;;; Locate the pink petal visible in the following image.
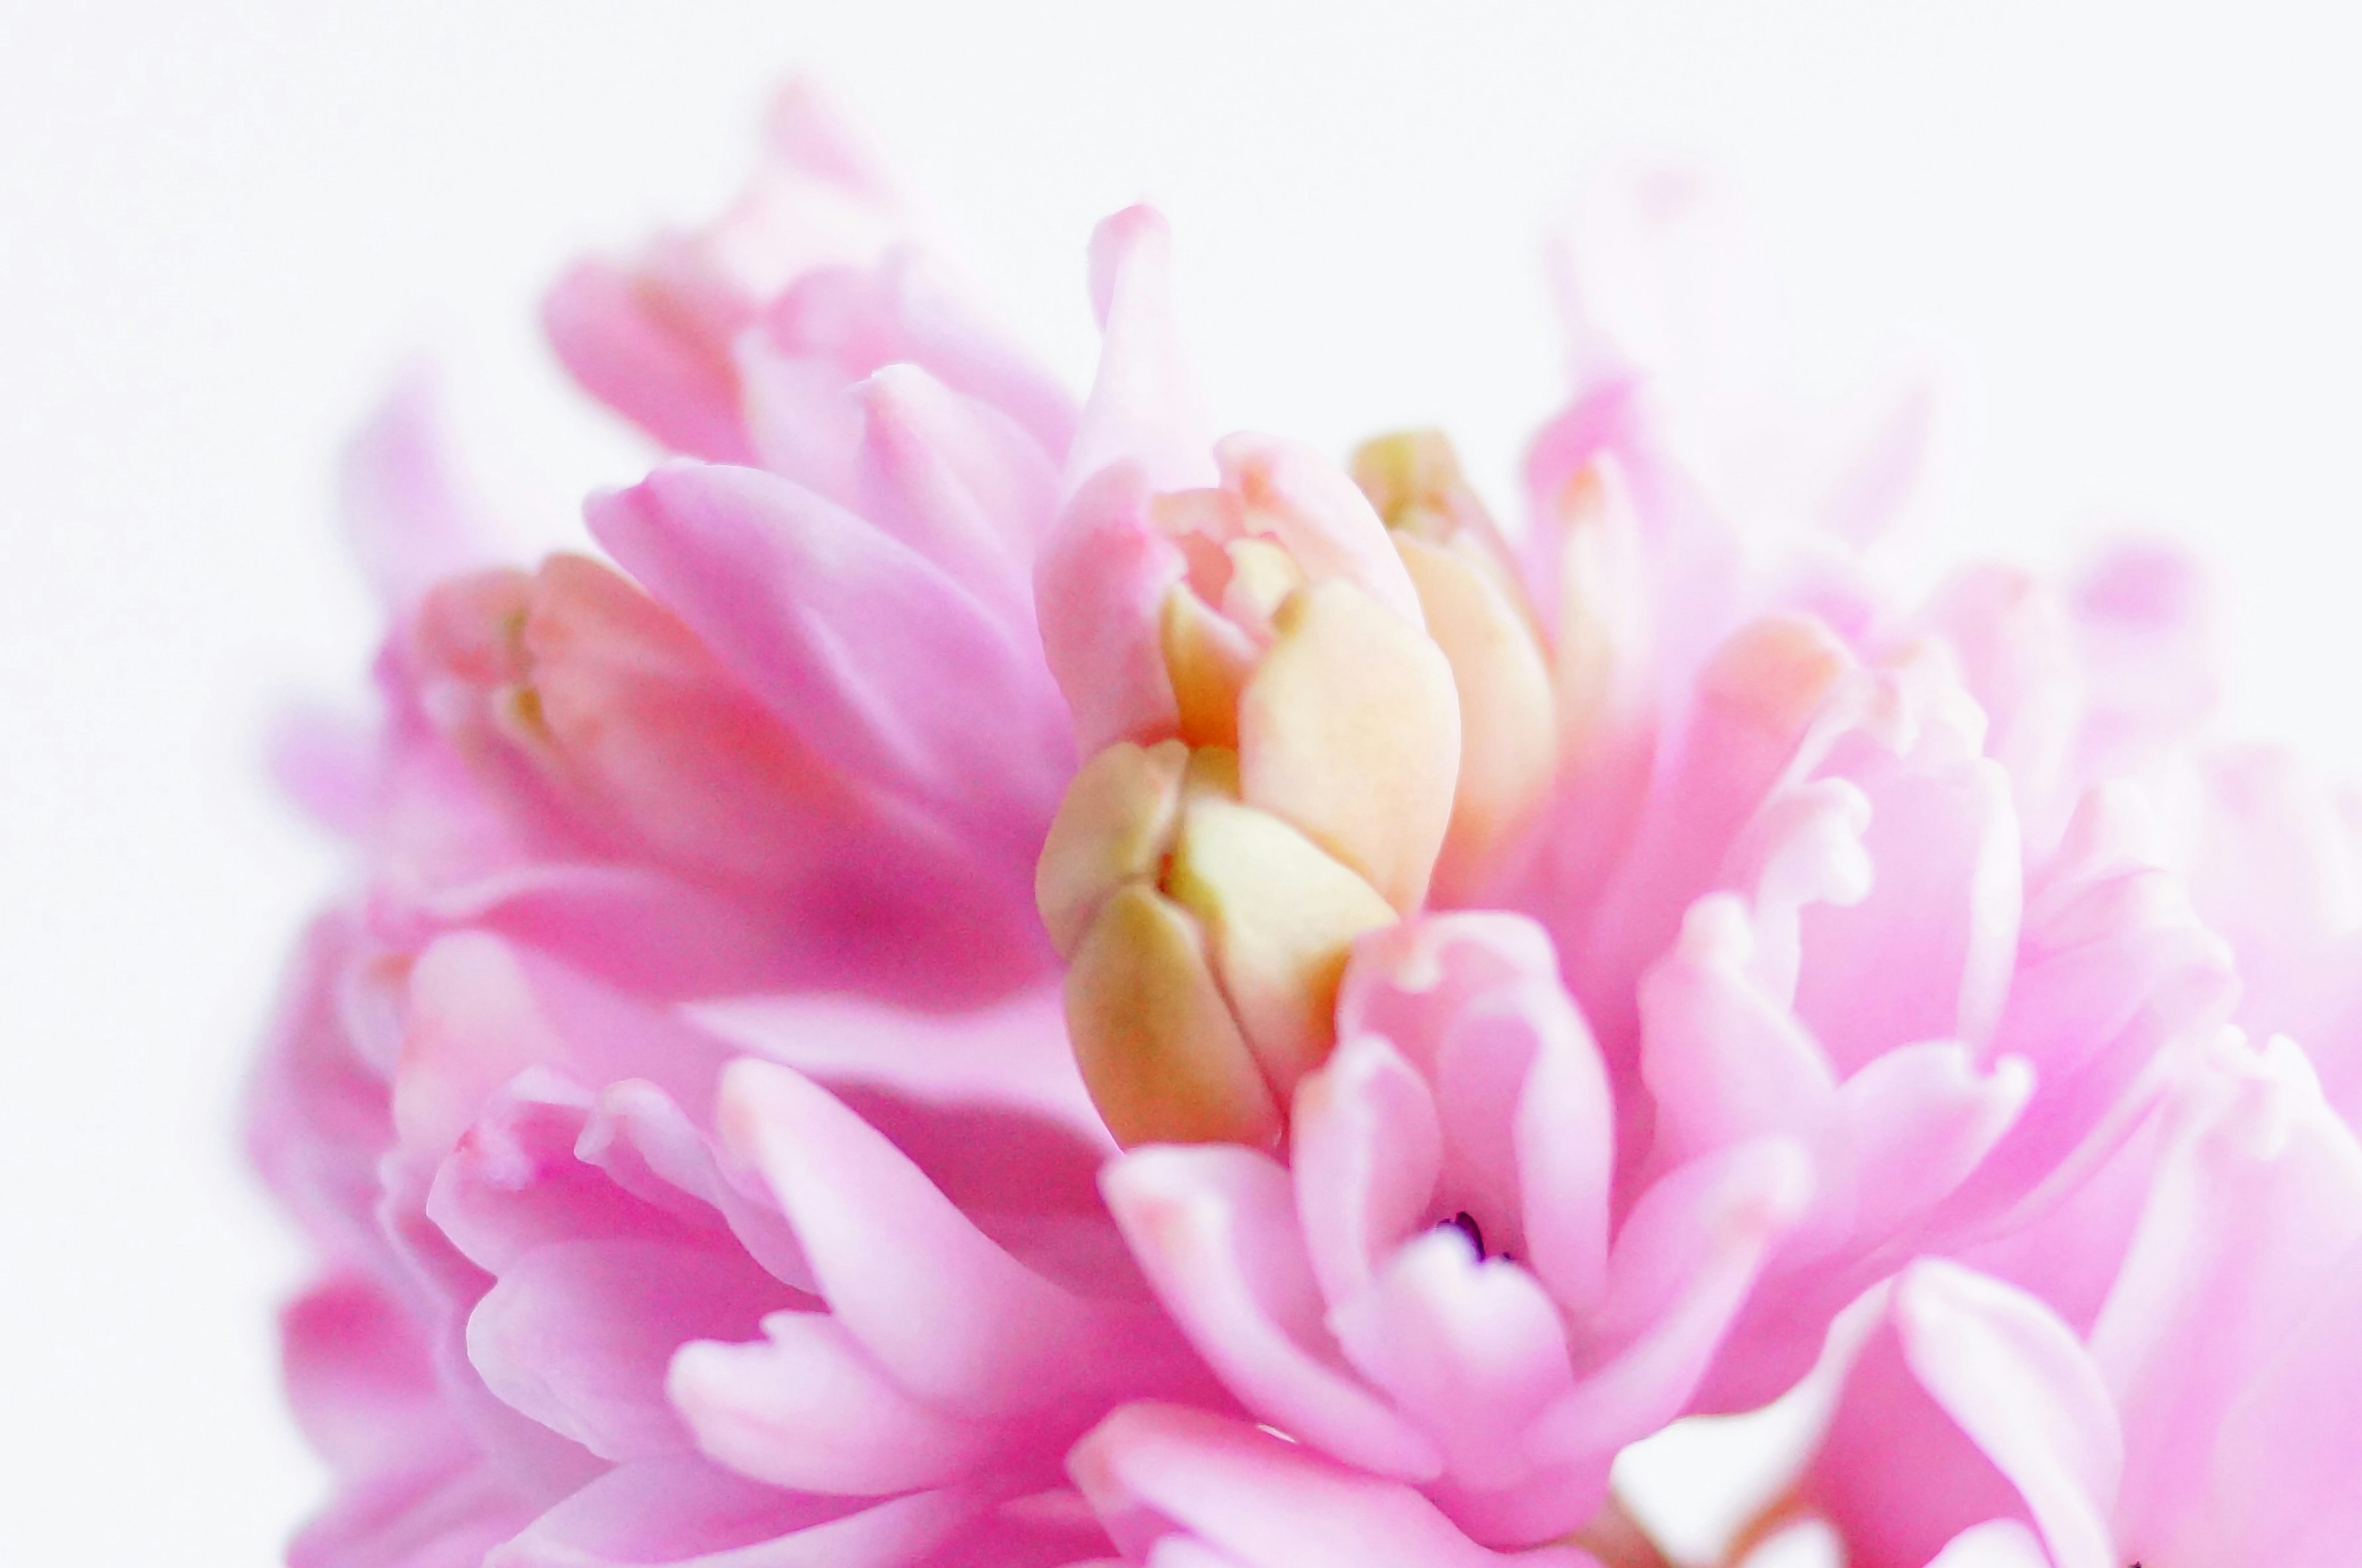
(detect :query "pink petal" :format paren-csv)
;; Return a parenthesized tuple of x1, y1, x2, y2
(1530, 1139, 1809, 1463)
(1067, 205, 1214, 495)
(1033, 463, 1187, 753)
(542, 255, 757, 463)
(487, 1452, 982, 1568)
(1926, 1521, 2054, 1568)
(1804, 1299, 2034, 1568)
(1337, 915, 1615, 1312)
(846, 363, 1058, 618)
(717, 1060, 1104, 1419)
(1101, 1145, 1442, 1480)
(1327, 1234, 1586, 1535)
(1070, 1403, 1596, 1568)
(1637, 896, 1837, 1168)
(466, 1237, 790, 1462)
(2192, 1237, 2362, 1562)
(1894, 1262, 2121, 1568)
(669, 1310, 1003, 1495)
(2088, 1038, 2362, 1555)
(1290, 1033, 1445, 1308)
(1793, 755, 2022, 1077)
(757, 253, 1077, 463)
(589, 460, 1073, 859)
(1838, 1044, 2033, 1247)
(340, 370, 509, 608)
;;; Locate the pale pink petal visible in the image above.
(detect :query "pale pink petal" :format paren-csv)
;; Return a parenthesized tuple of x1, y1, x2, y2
(2088, 1038, 2362, 1555)
(1327, 1233, 1584, 1529)
(846, 363, 1059, 617)
(1895, 1262, 2120, 1568)
(1338, 915, 1616, 1313)
(1637, 896, 1837, 1168)
(757, 253, 1077, 462)
(669, 1310, 1003, 1495)
(1067, 205, 1214, 495)
(1289, 1033, 1445, 1308)
(1101, 1144, 1442, 1480)
(294, 1451, 534, 1568)
(1793, 757, 2021, 1075)
(2190, 1238, 2362, 1563)
(542, 255, 758, 463)
(1033, 463, 1186, 752)
(1925, 1521, 2054, 1568)
(1530, 1139, 1810, 1462)
(339, 370, 511, 608)
(1837, 1043, 2033, 1246)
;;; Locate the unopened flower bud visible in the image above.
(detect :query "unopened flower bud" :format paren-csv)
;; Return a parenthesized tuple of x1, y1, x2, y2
(1038, 739, 1396, 1147)
(1352, 430, 1559, 899)
(411, 553, 862, 888)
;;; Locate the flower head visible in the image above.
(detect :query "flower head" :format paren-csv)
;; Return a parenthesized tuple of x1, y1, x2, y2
(250, 87, 2359, 1568)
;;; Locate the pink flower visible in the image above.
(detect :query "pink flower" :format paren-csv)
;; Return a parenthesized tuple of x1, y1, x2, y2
(1789, 1034, 2362, 1567)
(250, 84, 2344, 1568)
(1099, 912, 1809, 1545)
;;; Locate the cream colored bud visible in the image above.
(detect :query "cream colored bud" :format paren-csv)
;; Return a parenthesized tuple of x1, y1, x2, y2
(1165, 790, 1398, 1100)
(1064, 883, 1284, 1149)
(1035, 739, 1191, 957)
(1394, 533, 1559, 897)
(1237, 579, 1461, 913)
(1350, 428, 1490, 544)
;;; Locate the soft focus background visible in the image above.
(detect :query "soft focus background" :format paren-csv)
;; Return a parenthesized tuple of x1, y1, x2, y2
(6, 3, 2361, 1562)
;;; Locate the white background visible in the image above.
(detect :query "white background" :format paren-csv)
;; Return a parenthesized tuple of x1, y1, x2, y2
(6, 3, 2362, 1563)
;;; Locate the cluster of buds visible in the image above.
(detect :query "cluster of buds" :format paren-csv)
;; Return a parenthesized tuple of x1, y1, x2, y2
(1036, 433, 1577, 1147)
